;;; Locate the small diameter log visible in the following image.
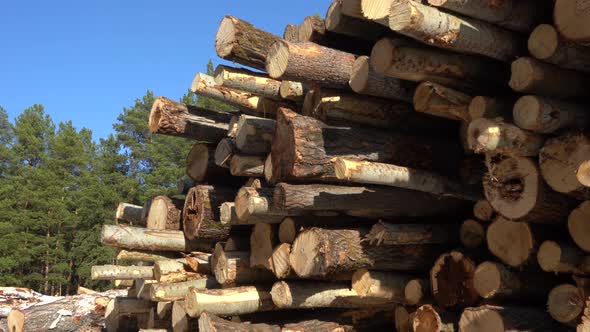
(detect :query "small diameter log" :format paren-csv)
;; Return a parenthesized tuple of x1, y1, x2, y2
(249, 223, 276, 270)
(91, 265, 154, 280)
(190, 74, 259, 112)
(279, 81, 307, 102)
(540, 133, 590, 200)
(509, 57, 590, 99)
(212, 244, 274, 286)
(325, 0, 390, 42)
(101, 224, 212, 252)
(371, 39, 510, 92)
(214, 65, 282, 100)
(468, 96, 513, 121)
(186, 143, 230, 182)
(153, 260, 198, 283)
(388, 0, 523, 62)
(198, 312, 281, 332)
(413, 82, 472, 122)
(460, 219, 486, 249)
(116, 250, 177, 263)
(234, 115, 275, 155)
(430, 251, 479, 308)
(146, 196, 183, 231)
(366, 221, 458, 245)
(283, 23, 298, 41)
(266, 40, 356, 89)
(290, 227, 445, 278)
(215, 15, 282, 71)
(554, 0, 590, 43)
(483, 157, 577, 223)
(528, 24, 590, 73)
(230, 155, 265, 177)
(278, 217, 298, 244)
(116, 203, 145, 225)
(182, 185, 234, 242)
(426, 0, 539, 33)
(185, 286, 274, 317)
(352, 269, 414, 303)
(473, 199, 495, 222)
(214, 138, 235, 168)
(513, 95, 590, 134)
(467, 118, 544, 156)
(219, 201, 284, 226)
(235, 186, 291, 223)
(172, 301, 198, 332)
(349, 55, 416, 102)
(149, 278, 219, 302)
(273, 183, 467, 219)
(569, 202, 590, 253)
(548, 284, 585, 326)
(459, 305, 572, 332)
(412, 305, 459, 332)
(271, 281, 378, 309)
(7, 310, 24, 332)
(334, 158, 481, 202)
(405, 279, 432, 306)
(149, 96, 230, 143)
(298, 15, 373, 55)
(395, 306, 413, 332)
(271, 243, 292, 279)
(538, 241, 590, 274)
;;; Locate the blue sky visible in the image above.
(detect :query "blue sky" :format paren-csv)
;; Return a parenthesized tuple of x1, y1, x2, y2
(0, 1, 330, 140)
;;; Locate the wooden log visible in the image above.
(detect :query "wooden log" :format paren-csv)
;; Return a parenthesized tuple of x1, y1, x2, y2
(467, 118, 544, 156)
(249, 223, 276, 270)
(473, 199, 495, 222)
(101, 225, 212, 252)
(351, 269, 413, 303)
(279, 81, 307, 102)
(430, 251, 479, 308)
(270, 243, 292, 279)
(273, 183, 468, 219)
(388, 0, 524, 62)
(7, 310, 24, 332)
(468, 96, 513, 121)
(539, 133, 590, 199)
(298, 15, 373, 55)
(114, 279, 134, 288)
(219, 201, 284, 226)
(234, 115, 275, 155)
(548, 284, 585, 326)
(270, 281, 380, 309)
(325, 0, 390, 42)
(483, 157, 577, 223)
(116, 250, 178, 263)
(289, 227, 446, 278)
(509, 57, 590, 98)
(171, 301, 198, 332)
(185, 286, 275, 317)
(528, 24, 590, 73)
(116, 203, 145, 225)
(426, 0, 540, 33)
(114, 297, 153, 315)
(272, 108, 463, 182)
(141, 200, 152, 224)
(569, 201, 590, 253)
(395, 306, 413, 332)
(148, 96, 230, 143)
(538, 240, 590, 274)
(283, 23, 298, 41)
(334, 158, 481, 201)
(405, 279, 431, 306)
(186, 143, 231, 182)
(190, 74, 260, 112)
(212, 244, 274, 287)
(91, 265, 154, 280)
(214, 65, 282, 100)
(235, 186, 292, 222)
(135, 279, 158, 300)
(412, 304, 459, 332)
(198, 312, 281, 332)
(349, 55, 416, 102)
(153, 260, 199, 283)
(182, 185, 233, 242)
(214, 138, 235, 168)
(156, 301, 172, 320)
(460, 219, 486, 248)
(341, 0, 365, 18)
(360, 0, 394, 24)
(278, 217, 298, 244)
(413, 82, 472, 122)
(366, 221, 458, 245)
(149, 278, 219, 302)
(579, 161, 590, 188)
(372, 38, 510, 92)
(554, 0, 590, 43)
(266, 40, 356, 89)
(459, 305, 572, 331)
(230, 155, 265, 177)
(513, 95, 590, 134)
(146, 196, 183, 231)
(177, 177, 196, 195)
(215, 15, 282, 71)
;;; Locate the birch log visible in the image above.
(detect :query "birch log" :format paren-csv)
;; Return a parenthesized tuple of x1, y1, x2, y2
(185, 286, 275, 317)
(101, 225, 213, 252)
(91, 265, 154, 280)
(149, 278, 219, 302)
(270, 281, 383, 309)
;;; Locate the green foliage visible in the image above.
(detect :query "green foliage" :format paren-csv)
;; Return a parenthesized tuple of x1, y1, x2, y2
(196, 60, 237, 113)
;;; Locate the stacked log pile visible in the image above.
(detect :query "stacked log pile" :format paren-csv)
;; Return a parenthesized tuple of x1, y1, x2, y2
(91, 0, 590, 330)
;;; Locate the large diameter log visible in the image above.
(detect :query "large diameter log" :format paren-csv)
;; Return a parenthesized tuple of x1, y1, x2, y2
(266, 40, 356, 89)
(366, 221, 458, 245)
(513, 96, 590, 134)
(182, 185, 233, 242)
(569, 202, 590, 253)
(412, 305, 459, 332)
(405, 279, 432, 306)
(540, 133, 590, 200)
(271, 281, 381, 309)
(214, 65, 282, 100)
(146, 196, 183, 231)
(430, 251, 479, 308)
(116, 249, 178, 263)
(468, 96, 513, 122)
(190, 74, 260, 112)
(483, 157, 577, 223)
(149, 278, 219, 302)
(212, 244, 274, 286)
(528, 24, 590, 73)
(186, 144, 231, 183)
(148, 96, 230, 143)
(371, 38, 510, 92)
(234, 115, 275, 155)
(426, 0, 540, 33)
(388, 0, 524, 61)
(334, 158, 481, 202)
(185, 286, 275, 317)
(91, 265, 154, 280)
(101, 224, 213, 252)
(509, 57, 590, 99)
(116, 203, 145, 225)
(554, 0, 590, 43)
(171, 301, 198, 332)
(273, 183, 468, 219)
(215, 15, 282, 71)
(325, 0, 391, 42)
(298, 15, 373, 56)
(459, 305, 571, 332)
(413, 81, 472, 122)
(235, 186, 293, 222)
(467, 118, 544, 156)
(538, 241, 590, 274)
(7, 310, 24, 332)
(548, 284, 585, 326)
(352, 269, 413, 303)
(349, 55, 416, 102)
(289, 227, 446, 278)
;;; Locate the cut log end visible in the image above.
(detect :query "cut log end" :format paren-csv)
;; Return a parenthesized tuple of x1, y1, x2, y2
(388, 0, 414, 31)
(473, 261, 504, 299)
(148, 98, 165, 133)
(547, 284, 584, 324)
(487, 217, 534, 267)
(512, 95, 559, 133)
(271, 243, 292, 279)
(278, 217, 297, 244)
(569, 201, 590, 253)
(508, 58, 536, 92)
(289, 230, 321, 277)
(266, 40, 289, 79)
(577, 161, 590, 187)
(349, 55, 370, 93)
(460, 219, 485, 248)
(528, 24, 559, 60)
(554, 0, 590, 42)
(473, 199, 494, 222)
(369, 38, 394, 74)
(405, 279, 429, 306)
(215, 17, 236, 58)
(430, 251, 479, 307)
(8, 309, 25, 332)
(270, 281, 292, 308)
(361, 0, 394, 20)
(459, 307, 506, 332)
(186, 144, 209, 181)
(538, 241, 565, 273)
(412, 305, 443, 332)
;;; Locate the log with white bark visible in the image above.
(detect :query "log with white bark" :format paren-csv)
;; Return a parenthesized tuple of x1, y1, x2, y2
(190, 73, 260, 113)
(211, 244, 274, 287)
(153, 260, 200, 283)
(349, 55, 416, 102)
(459, 305, 572, 332)
(547, 284, 586, 326)
(279, 81, 307, 102)
(270, 281, 382, 309)
(148, 96, 230, 143)
(468, 96, 513, 121)
(186, 143, 231, 183)
(412, 304, 459, 332)
(554, 0, 590, 43)
(528, 24, 590, 73)
(325, 0, 391, 42)
(513, 95, 590, 134)
(430, 251, 479, 308)
(185, 286, 275, 317)
(388, 0, 524, 62)
(182, 185, 233, 242)
(149, 278, 219, 302)
(91, 265, 154, 280)
(538, 240, 590, 274)
(234, 115, 275, 155)
(116, 250, 178, 263)
(460, 219, 486, 249)
(405, 279, 431, 306)
(101, 224, 213, 252)
(215, 15, 282, 71)
(249, 223, 276, 270)
(214, 65, 282, 100)
(569, 201, 590, 253)
(413, 81, 473, 122)
(116, 203, 145, 225)
(467, 118, 545, 156)
(146, 196, 183, 231)
(297, 15, 373, 55)
(351, 269, 413, 303)
(234, 186, 293, 223)
(219, 201, 284, 226)
(366, 221, 459, 246)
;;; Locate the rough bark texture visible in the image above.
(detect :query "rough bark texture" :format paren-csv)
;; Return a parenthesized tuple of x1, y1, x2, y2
(146, 196, 184, 231)
(430, 251, 479, 308)
(149, 278, 219, 302)
(101, 224, 213, 252)
(212, 244, 275, 287)
(467, 118, 545, 157)
(182, 185, 234, 242)
(325, 0, 391, 42)
(116, 249, 179, 263)
(459, 305, 573, 332)
(186, 143, 232, 183)
(234, 115, 275, 155)
(214, 65, 282, 100)
(191, 74, 260, 113)
(116, 203, 145, 225)
(185, 286, 275, 317)
(528, 24, 590, 73)
(349, 55, 416, 102)
(91, 265, 154, 281)
(413, 81, 473, 122)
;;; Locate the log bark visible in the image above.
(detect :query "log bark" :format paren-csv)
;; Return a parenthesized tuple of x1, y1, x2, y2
(483, 157, 577, 223)
(270, 243, 292, 279)
(153, 260, 199, 283)
(388, 0, 524, 62)
(371, 38, 510, 92)
(459, 305, 572, 332)
(149, 278, 219, 302)
(468, 96, 513, 121)
(182, 185, 233, 242)
(349, 55, 416, 102)
(366, 221, 458, 245)
(91, 265, 154, 281)
(186, 143, 231, 183)
(250, 223, 276, 270)
(279, 81, 307, 102)
(351, 269, 413, 303)
(220, 201, 284, 226)
(473, 199, 495, 222)
(430, 251, 479, 308)
(235, 186, 293, 222)
(148, 96, 230, 143)
(116, 250, 179, 263)
(548, 284, 585, 326)
(569, 201, 590, 253)
(283, 24, 298, 41)
(116, 203, 145, 225)
(212, 244, 275, 287)
(460, 219, 486, 248)
(234, 115, 275, 155)
(198, 312, 281, 332)
(185, 286, 275, 317)
(214, 65, 282, 100)
(146, 196, 183, 231)
(539, 133, 590, 199)
(298, 15, 373, 55)
(266, 40, 356, 89)
(513, 95, 590, 134)
(405, 279, 432, 306)
(289, 227, 446, 278)
(528, 24, 590, 73)
(467, 118, 545, 156)
(215, 15, 282, 71)
(426, 0, 541, 33)
(230, 155, 265, 177)
(325, 0, 390, 42)
(554, 0, 590, 43)
(270, 281, 381, 309)
(509, 57, 590, 98)
(214, 138, 235, 168)
(191, 74, 260, 112)
(272, 108, 463, 182)
(101, 224, 213, 252)
(171, 301, 198, 332)
(412, 305, 458, 332)
(273, 183, 468, 219)
(413, 81, 473, 122)
(538, 240, 590, 274)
